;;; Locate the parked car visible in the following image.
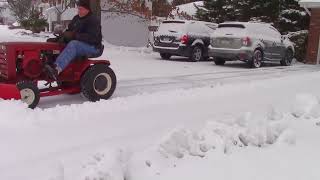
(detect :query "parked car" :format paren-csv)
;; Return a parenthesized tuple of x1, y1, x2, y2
(209, 22, 295, 68)
(153, 20, 217, 62)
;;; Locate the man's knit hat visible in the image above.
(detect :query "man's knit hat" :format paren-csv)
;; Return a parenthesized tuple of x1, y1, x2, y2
(76, 0, 91, 11)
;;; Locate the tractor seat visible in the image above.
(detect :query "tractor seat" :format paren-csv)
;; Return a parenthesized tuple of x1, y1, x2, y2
(78, 45, 104, 60)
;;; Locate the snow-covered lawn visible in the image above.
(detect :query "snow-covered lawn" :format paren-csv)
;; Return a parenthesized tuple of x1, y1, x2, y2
(0, 25, 320, 180)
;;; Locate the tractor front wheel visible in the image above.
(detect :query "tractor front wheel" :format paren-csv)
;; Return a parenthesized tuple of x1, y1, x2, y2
(17, 81, 40, 109)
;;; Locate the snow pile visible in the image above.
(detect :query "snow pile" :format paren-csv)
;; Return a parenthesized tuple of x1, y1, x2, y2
(0, 99, 35, 128)
(74, 95, 320, 180)
(0, 25, 50, 42)
(104, 42, 153, 55)
(291, 93, 320, 119)
(159, 128, 207, 158)
(123, 111, 295, 180)
(79, 149, 127, 180)
(159, 112, 294, 158)
(71, 110, 295, 180)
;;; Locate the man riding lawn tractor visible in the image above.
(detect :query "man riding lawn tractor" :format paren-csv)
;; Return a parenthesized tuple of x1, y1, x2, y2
(45, 0, 103, 80)
(0, 0, 116, 108)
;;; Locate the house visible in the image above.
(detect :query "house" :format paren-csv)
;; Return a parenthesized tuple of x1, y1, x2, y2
(40, 0, 77, 31)
(299, 0, 320, 64)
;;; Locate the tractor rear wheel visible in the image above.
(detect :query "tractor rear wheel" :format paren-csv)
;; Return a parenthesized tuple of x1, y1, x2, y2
(80, 64, 117, 102)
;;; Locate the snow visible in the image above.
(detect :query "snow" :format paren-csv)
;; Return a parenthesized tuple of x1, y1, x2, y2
(299, 0, 320, 8)
(281, 9, 307, 16)
(0, 25, 320, 180)
(155, 20, 187, 38)
(170, 1, 204, 19)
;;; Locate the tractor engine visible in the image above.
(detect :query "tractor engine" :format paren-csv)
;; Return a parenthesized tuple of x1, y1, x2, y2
(19, 51, 43, 78)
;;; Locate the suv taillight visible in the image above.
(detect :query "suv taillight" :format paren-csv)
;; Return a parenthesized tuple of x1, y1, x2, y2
(242, 37, 251, 46)
(181, 35, 189, 44)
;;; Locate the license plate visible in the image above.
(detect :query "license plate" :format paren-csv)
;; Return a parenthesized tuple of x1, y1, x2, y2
(220, 39, 230, 45)
(162, 37, 170, 42)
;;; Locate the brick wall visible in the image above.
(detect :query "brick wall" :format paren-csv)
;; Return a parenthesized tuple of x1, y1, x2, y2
(306, 8, 320, 64)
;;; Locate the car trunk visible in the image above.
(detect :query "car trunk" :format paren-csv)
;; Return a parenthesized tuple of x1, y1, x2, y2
(212, 26, 247, 49)
(154, 21, 187, 48)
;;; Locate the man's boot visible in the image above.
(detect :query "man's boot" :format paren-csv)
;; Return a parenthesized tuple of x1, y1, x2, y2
(44, 64, 59, 81)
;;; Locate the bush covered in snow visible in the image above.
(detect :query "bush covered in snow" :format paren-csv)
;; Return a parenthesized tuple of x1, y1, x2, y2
(287, 30, 308, 62)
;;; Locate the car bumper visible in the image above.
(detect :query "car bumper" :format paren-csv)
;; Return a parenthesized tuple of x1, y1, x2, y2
(209, 46, 254, 61)
(153, 45, 192, 57)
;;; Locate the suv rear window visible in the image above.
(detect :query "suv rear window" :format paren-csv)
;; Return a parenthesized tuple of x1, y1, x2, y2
(218, 24, 245, 29)
(162, 21, 185, 24)
(158, 21, 187, 34)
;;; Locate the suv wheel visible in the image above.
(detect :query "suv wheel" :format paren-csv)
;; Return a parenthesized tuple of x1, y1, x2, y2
(250, 49, 263, 68)
(160, 53, 171, 60)
(214, 58, 226, 65)
(190, 46, 203, 62)
(280, 49, 293, 66)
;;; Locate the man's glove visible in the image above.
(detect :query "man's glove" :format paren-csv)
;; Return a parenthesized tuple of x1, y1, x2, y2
(63, 31, 76, 41)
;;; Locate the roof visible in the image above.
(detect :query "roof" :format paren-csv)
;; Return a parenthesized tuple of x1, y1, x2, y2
(299, 0, 320, 8)
(162, 19, 217, 26)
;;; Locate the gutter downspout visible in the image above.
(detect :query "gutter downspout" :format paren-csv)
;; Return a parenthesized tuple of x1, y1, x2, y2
(317, 35, 320, 65)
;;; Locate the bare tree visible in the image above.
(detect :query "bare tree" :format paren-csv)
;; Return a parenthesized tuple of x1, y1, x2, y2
(101, 0, 152, 20)
(53, 0, 76, 24)
(7, 0, 33, 22)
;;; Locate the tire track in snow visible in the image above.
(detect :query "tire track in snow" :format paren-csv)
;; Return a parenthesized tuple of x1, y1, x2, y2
(115, 64, 319, 97)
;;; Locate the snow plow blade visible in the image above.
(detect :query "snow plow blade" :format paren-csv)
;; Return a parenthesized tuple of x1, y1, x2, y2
(0, 83, 21, 100)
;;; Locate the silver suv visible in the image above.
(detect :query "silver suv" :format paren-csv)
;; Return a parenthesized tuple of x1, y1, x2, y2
(208, 22, 295, 68)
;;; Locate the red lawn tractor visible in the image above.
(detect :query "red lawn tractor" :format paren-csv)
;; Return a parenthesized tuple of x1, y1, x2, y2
(0, 42, 117, 108)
